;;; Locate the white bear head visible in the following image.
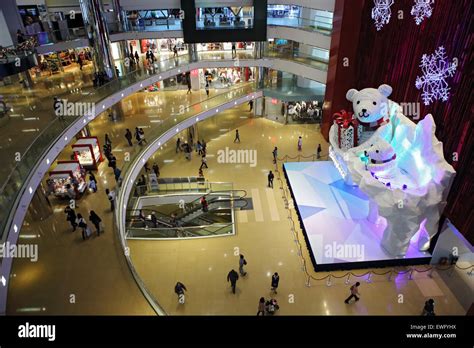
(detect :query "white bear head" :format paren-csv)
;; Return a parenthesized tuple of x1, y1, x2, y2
(365, 138, 397, 175)
(346, 84, 393, 123)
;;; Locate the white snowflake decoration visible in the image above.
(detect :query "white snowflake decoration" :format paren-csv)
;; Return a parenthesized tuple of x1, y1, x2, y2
(415, 46, 457, 105)
(371, 0, 394, 31)
(411, 0, 435, 25)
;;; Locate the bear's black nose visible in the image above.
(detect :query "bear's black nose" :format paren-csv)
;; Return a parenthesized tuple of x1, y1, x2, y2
(362, 108, 367, 113)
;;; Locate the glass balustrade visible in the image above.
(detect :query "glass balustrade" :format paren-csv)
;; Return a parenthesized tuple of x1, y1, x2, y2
(0, 39, 328, 241)
(267, 16, 332, 35)
(127, 223, 233, 239)
(33, 15, 331, 48)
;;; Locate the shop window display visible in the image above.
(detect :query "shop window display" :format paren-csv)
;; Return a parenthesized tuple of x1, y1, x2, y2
(71, 137, 103, 170)
(287, 101, 321, 122)
(49, 161, 87, 198)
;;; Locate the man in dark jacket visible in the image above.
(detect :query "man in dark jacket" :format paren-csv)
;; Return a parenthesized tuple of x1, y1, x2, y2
(227, 269, 239, 294)
(125, 129, 133, 146)
(64, 206, 77, 231)
(271, 272, 280, 294)
(422, 299, 435, 316)
(268, 171, 274, 188)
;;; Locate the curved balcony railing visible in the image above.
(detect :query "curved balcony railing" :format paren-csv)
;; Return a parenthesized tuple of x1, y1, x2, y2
(264, 47, 329, 71)
(0, 43, 328, 242)
(33, 14, 332, 47)
(267, 16, 332, 35)
(127, 223, 233, 239)
(112, 85, 260, 315)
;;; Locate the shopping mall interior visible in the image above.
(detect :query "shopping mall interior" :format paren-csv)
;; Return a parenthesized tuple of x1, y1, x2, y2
(0, 0, 472, 326)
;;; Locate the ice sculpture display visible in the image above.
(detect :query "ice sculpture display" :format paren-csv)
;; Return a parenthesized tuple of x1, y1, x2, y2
(329, 84, 456, 257)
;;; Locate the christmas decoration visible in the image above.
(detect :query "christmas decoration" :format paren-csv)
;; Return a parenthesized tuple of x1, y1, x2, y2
(411, 0, 435, 25)
(371, 0, 394, 31)
(415, 46, 457, 105)
(333, 110, 362, 151)
(329, 84, 456, 257)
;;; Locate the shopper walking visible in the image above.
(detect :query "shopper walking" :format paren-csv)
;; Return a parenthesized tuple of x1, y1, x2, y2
(134, 51, 139, 65)
(196, 140, 203, 155)
(268, 170, 274, 188)
(272, 147, 278, 164)
(200, 154, 208, 170)
(144, 161, 151, 173)
(248, 99, 253, 112)
(113, 167, 121, 183)
(108, 155, 117, 170)
(175, 281, 187, 303)
(176, 137, 181, 153)
(134, 127, 140, 144)
(105, 133, 112, 147)
(200, 196, 208, 212)
(257, 297, 266, 316)
(77, 213, 91, 240)
(187, 77, 192, 94)
(125, 129, 133, 146)
(138, 128, 147, 145)
(271, 272, 280, 294)
(297, 136, 303, 151)
(64, 206, 77, 231)
(106, 188, 116, 211)
(317, 143, 322, 159)
(173, 45, 178, 58)
(227, 269, 239, 294)
(205, 82, 210, 97)
(239, 254, 247, 276)
(422, 299, 435, 316)
(88, 174, 97, 193)
(231, 42, 236, 58)
(152, 163, 160, 177)
(344, 282, 361, 304)
(183, 142, 191, 160)
(234, 129, 240, 143)
(89, 210, 102, 236)
(150, 212, 158, 228)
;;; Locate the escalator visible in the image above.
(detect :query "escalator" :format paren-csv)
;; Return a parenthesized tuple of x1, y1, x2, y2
(127, 208, 175, 228)
(169, 190, 248, 223)
(126, 190, 248, 239)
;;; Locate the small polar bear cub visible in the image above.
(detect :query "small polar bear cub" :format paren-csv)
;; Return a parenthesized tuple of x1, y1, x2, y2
(346, 84, 393, 145)
(365, 139, 399, 181)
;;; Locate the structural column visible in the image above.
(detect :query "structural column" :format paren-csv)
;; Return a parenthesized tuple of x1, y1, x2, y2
(254, 41, 264, 59)
(79, 0, 116, 79)
(188, 43, 198, 62)
(189, 69, 200, 91)
(0, 0, 24, 46)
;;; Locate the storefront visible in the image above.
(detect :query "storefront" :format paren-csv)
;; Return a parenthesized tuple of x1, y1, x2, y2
(261, 98, 322, 125)
(71, 137, 102, 170)
(49, 161, 86, 198)
(35, 47, 92, 75)
(200, 67, 254, 88)
(126, 38, 186, 56)
(196, 41, 254, 52)
(267, 5, 301, 18)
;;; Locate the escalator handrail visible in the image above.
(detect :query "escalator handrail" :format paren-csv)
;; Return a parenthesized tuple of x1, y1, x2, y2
(126, 208, 174, 227)
(170, 189, 247, 218)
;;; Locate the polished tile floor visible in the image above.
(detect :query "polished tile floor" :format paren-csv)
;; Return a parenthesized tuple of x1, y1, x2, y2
(128, 114, 465, 316)
(7, 87, 465, 315)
